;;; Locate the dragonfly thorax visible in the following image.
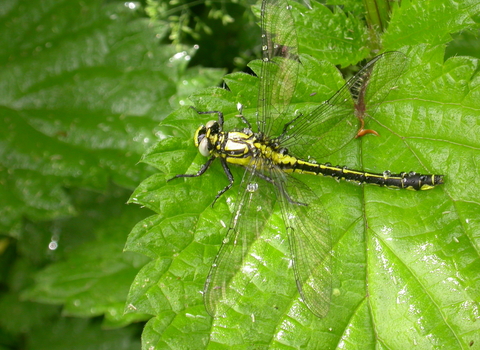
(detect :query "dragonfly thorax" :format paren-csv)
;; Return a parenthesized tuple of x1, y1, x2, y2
(193, 119, 262, 167)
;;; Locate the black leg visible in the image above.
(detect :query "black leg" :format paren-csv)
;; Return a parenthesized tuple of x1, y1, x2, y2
(234, 103, 252, 128)
(211, 158, 235, 207)
(235, 105, 252, 129)
(255, 172, 307, 206)
(190, 106, 224, 128)
(279, 112, 303, 138)
(237, 114, 252, 129)
(167, 157, 216, 182)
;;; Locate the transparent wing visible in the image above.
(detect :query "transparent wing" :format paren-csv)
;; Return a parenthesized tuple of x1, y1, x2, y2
(273, 169, 332, 317)
(278, 51, 408, 160)
(203, 162, 277, 317)
(258, 0, 300, 137)
(204, 161, 332, 318)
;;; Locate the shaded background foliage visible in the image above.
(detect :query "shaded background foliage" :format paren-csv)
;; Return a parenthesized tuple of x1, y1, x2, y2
(0, 0, 246, 348)
(1, 0, 479, 349)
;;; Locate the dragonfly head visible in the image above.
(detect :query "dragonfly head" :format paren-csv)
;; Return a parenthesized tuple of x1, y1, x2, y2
(194, 120, 220, 157)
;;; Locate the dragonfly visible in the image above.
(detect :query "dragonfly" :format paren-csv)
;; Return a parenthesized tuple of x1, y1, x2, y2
(169, 0, 444, 318)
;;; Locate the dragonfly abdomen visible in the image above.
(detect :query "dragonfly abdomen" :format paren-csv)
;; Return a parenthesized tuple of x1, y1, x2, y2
(286, 159, 444, 190)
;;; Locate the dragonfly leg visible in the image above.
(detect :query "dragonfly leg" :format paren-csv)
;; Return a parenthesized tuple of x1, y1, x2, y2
(212, 158, 235, 206)
(279, 112, 303, 138)
(234, 103, 252, 128)
(281, 188, 307, 206)
(236, 114, 252, 129)
(255, 172, 307, 207)
(167, 156, 216, 182)
(190, 106, 225, 129)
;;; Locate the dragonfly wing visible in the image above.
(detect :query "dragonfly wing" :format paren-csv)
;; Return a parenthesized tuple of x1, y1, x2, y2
(204, 161, 277, 317)
(258, 0, 300, 137)
(357, 51, 408, 112)
(274, 169, 332, 317)
(278, 51, 408, 161)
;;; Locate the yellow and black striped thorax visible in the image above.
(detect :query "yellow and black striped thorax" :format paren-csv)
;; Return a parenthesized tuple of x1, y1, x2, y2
(195, 120, 257, 163)
(195, 121, 443, 191)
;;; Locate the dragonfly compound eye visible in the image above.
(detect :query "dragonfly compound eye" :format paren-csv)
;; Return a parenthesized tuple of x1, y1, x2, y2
(198, 135, 212, 157)
(206, 120, 220, 134)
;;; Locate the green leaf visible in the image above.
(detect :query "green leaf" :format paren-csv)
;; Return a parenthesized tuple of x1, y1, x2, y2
(0, 0, 224, 233)
(324, 0, 366, 18)
(446, 30, 480, 59)
(27, 317, 141, 350)
(0, 261, 60, 335)
(383, 0, 480, 47)
(128, 0, 480, 348)
(293, 1, 370, 67)
(0, 291, 144, 350)
(22, 188, 151, 328)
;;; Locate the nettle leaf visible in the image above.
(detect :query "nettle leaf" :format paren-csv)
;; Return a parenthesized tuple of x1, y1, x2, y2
(293, 1, 370, 67)
(0, 0, 224, 233)
(383, 0, 479, 47)
(128, 0, 480, 349)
